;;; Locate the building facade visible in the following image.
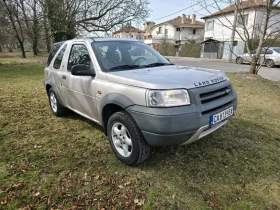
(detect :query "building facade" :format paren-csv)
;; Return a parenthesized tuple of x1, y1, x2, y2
(113, 25, 145, 41)
(201, 0, 280, 59)
(144, 14, 205, 46)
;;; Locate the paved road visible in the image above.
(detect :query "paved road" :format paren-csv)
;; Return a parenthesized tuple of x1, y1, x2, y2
(167, 57, 280, 82)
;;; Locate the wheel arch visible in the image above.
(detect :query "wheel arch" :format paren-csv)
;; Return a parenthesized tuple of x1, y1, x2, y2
(100, 93, 135, 135)
(44, 80, 65, 107)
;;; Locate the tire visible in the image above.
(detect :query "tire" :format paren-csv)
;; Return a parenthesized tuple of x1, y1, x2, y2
(265, 59, 275, 68)
(236, 57, 243, 64)
(107, 111, 150, 166)
(48, 88, 67, 117)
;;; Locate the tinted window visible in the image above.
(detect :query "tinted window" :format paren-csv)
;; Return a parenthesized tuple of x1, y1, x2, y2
(68, 44, 92, 71)
(273, 48, 280, 53)
(47, 42, 63, 66)
(53, 44, 67, 69)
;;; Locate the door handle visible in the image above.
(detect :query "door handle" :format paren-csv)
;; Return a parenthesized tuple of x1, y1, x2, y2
(62, 75, 66, 79)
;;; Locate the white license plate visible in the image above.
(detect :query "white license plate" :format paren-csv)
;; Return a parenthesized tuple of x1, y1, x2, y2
(210, 107, 234, 126)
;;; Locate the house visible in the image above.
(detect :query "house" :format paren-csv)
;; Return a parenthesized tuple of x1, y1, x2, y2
(113, 24, 145, 41)
(201, 0, 280, 59)
(144, 14, 205, 52)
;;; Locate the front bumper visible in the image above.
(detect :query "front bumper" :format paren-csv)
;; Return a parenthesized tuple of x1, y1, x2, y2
(126, 80, 237, 146)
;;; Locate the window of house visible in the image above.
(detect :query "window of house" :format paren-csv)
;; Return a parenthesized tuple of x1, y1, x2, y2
(176, 28, 181, 31)
(193, 29, 196, 35)
(206, 20, 214, 31)
(158, 27, 162, 34)
(53, 44, 67, 69)
(67, 44, 92, 71)
(237, 14, 248, 27)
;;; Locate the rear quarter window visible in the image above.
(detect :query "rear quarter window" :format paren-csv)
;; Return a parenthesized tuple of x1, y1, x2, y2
(53, 44, 67, 69)
(47, 43, 63, 66)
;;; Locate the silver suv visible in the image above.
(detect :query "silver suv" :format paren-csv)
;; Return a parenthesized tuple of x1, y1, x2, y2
(44, 38, 237, 166)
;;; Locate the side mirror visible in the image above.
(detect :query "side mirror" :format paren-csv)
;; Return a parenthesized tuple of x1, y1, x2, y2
(250, 50, 256, 54)
(71, 64, 96, 77)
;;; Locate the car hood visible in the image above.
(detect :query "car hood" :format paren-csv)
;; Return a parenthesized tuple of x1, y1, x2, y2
(105, 65, 228, 89)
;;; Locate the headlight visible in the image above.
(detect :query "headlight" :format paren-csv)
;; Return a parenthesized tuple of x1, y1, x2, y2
(147, 89, 190, 107)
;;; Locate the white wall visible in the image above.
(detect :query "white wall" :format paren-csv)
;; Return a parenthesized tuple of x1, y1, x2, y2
(204, 7, 280, 41)
(145, 24, 204, 44)
(204, 10, 255, 41)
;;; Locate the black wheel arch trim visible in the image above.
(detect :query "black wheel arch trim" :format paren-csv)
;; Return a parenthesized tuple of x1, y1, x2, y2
(99, 93, 135, 127)
(44, 80, 65, 107)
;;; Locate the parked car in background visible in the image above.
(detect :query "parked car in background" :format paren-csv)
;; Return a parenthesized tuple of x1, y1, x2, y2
(236, 47, 280, 68)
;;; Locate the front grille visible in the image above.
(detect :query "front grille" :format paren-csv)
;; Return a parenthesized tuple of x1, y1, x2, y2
(200, 86, 231, 104)
(202, 100, 233, 115)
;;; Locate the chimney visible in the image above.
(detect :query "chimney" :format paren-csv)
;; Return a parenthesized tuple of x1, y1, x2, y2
(181, 14, 186, 24)
(192, 14, 196, 24)
(188, 15, 190, 20)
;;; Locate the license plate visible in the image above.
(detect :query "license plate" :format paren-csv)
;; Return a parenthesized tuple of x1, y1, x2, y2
(210, 107, 234, 126)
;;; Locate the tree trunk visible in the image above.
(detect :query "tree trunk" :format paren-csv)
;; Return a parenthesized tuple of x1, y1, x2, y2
(19, 41, 26, 58)
(33, 39, 39, 55)
(249, 57, 257, 74)
(0, 45, 2, 53)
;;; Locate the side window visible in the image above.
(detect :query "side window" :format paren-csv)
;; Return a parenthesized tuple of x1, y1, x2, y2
(68, 44, 92, 71)
(47, 43, 62, 66)
(53, 44, 67, 69)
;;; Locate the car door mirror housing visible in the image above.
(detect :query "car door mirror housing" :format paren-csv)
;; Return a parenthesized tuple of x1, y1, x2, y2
(71, 64, 96, 77)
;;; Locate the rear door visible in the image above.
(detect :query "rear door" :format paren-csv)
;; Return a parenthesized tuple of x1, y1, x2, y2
(67, 42, 98, 121)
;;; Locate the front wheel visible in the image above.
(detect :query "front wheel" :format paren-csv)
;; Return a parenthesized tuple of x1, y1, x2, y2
(107, 111, 150, 166)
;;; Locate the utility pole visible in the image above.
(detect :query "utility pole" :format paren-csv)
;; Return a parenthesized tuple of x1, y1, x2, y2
(228, 0, 239, 62)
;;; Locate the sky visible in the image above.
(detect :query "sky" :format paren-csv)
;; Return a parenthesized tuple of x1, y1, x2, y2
(144, 0, 228, 24)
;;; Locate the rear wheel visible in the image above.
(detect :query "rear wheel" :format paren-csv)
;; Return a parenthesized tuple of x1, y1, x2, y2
(236, 57, 243, 64)
(265, 59, 275, 68)
(107, 111, 150, 166)
(48, 88, 67, 116)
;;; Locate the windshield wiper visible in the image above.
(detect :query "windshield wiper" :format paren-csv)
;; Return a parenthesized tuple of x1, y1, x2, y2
(142, 62, 174, 68)
(109, 65, 139, 70)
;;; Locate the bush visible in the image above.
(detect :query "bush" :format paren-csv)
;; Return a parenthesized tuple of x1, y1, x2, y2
(161, 44, 176, 56)
(179, 43, 201, 58)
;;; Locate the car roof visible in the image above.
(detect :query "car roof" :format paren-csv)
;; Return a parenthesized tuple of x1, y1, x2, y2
(53, 37, 140, 45)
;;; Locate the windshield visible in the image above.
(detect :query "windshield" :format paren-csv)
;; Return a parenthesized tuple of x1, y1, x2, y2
(272, 48, 280, 53)
(91, 40, 172, 71)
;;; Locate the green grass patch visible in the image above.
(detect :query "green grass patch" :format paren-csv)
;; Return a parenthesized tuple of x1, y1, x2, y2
(0, 65, 280, 209)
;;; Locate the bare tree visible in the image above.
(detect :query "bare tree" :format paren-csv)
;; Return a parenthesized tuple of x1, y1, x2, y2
(45, 0, 149, 42)
(2, 0, 26, 58)
(198, 0, 280, 74)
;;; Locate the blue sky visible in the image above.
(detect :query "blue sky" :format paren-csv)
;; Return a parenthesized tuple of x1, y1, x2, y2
(146, 0, 228, 23)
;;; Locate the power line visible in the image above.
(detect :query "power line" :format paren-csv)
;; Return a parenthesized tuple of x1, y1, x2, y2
(151, 0, 207, 22)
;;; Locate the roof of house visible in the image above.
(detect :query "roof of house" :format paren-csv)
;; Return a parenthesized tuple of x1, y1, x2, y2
(152, 15, 204, 29)
(114, 25, 144, 34)
(201, 0, 280, 19)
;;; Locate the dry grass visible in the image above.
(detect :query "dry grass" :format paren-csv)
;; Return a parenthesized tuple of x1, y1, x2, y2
(0, 52, 47, 65)
(0, 65, 280, 209)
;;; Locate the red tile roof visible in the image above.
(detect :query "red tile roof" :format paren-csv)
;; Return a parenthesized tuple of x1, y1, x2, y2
(153, 15, 204, 28)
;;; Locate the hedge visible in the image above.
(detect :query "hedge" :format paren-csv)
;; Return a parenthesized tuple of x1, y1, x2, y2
(179, 43, 201, 58)
(161, 44, 176, 56)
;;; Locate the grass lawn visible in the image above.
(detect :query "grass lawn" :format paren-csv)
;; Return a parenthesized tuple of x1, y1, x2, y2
(0, 64, 280, 209)
(0, 52, 48, 65)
